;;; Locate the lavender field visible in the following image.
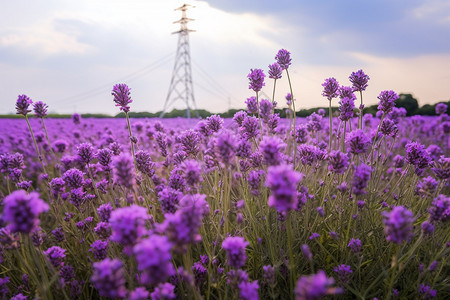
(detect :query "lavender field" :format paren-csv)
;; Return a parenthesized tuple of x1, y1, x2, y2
(1, 50, 449, 300)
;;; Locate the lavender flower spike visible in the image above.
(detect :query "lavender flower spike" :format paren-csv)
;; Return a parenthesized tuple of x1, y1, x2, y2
(349, 69, 370, 92)
(15, 94, 33, 116)
(248, 69, 265, 92)
(222, 236, 249, 268)
(266, 164, 303, 212)
(112, 83, 132, 113)
(33, 101, 48, 118)
(322, 78, 340, 101)
(382, 206, 415, 244)
(275, 49, 291, 70)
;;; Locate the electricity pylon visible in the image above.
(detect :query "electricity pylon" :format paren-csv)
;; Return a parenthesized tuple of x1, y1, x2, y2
(160, 4, 198, 118)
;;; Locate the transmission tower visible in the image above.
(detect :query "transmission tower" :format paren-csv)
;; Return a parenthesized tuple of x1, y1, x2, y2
(160, 4, 198, 118)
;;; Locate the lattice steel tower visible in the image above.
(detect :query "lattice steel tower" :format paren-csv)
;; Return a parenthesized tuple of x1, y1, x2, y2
(161, 4, 198, 118)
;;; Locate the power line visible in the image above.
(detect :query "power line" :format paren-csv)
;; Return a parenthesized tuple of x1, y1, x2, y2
(52, 52, 175, 105)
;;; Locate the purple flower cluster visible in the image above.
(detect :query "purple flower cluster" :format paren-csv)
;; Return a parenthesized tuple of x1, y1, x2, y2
(112, 83, 133, 113)
(294, 270, 341, 300)
(377, 90, 399, 114)
(3, 190, 49, 233)
(266, 164, 303, 212)
(91, 258, 127, 298)
(382, 206, 415, 244)
(222, 236, 249, 268)
(133, 235, 175, 285)
(322, 78, 340, 101)
(349, 69, 370, 92)
(15, 95, 33, 116)
(109, 205, 149, 248)
(247, 69, 265, 92)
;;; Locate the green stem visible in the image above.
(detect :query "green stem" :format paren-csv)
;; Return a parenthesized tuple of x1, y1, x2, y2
(256, 92, 263, 136)
(286, 211, 295, 298)
(359, 91, 363, 130)
(328, 100, 333, 152)
(286, 69, 297, 167)
(342, 121, 347, 152)
(272, 79, 277, 113)
(25, 115, 47, 173)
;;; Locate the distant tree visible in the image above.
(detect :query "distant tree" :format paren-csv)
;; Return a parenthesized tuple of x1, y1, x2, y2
(416, 104, 435, 115)
(396, 94, 419, 116)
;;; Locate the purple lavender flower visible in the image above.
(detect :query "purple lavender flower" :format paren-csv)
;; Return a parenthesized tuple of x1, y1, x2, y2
(352, 163, 371, 195)
(377, 90, 398, 114)
(3, 190, 49, 234)
(380, 118, 398, 137)
(222, 236, 249, 268)
(338, 86, 355, 100)
(293, 125, 308, 144)
(133, 235, 175, 285)
(294, 270, 341, 300)
(76, 142, 95, 165)
(415, 176, 438, 197)
(266, 164, 303, 212)
(435, 102, 447, 115)
(309, 232, 320, 240)
(432, 156, 450, 180)
(91, 258, 127, 298)
(322, 78, 340, 101)
(334, 264, 353, 283)
(245, 96, 258, 114)
(306, 112, 323, 132)
(192, 262, 207, 286)
(285, 93, 292, 106)
(97, 203, 113, 222)
(43, 246, 66, 268)
(53, 139, 69, 153)
(63, 168, 84, 189)
(183, 159, 203, 187)
(247, 69, 265, 92)
(247, 170, 265, 196)
(110, 205, 149, 247)
(206, 114, 224, 133)
(382, 206, 415, 244)
(179, 129, 200, 156)
(94, 222, 112, 240)
(345, 129, 371, 154)
(52, 226, 65, 242)
(259, 99, 273, 120)
(263, 265, 275, 285)
(418, 284, 437, 299)
(33, 101, 48, 118)
(429, 194, 449, 222)
(150, 283, 176, 300)
(347, 238, 362, 253)
(239, 280, 259, 300)
(233, 111, 247, 126)
(112, 83, 132, 113)
(160, 194, 209, 252)
(0, 277, 9, 299)
(59, 265, 75, 283)
(240, 116, 260, 140)
(15, 95, 33, 116)
(158, 187, 181, 214)
(89, 240, 109, 260)
(214, 130, 238, 165)
(301, 244, 312, 260)
(328, 150, 349, 174)
(268, 62, 282, 79)
(275, 49, 291, 70)
(338, 97, 355, 121)
(405, 142, 432, 174)
(260, 136, 285, 166)
(135, 150, 155, 177)
(129, 287, 149, 300)
(349, 69, 370, 92)
(72, 113, 81, 124)
(113, 154, 135, 189)
(421, 221, 434, 235)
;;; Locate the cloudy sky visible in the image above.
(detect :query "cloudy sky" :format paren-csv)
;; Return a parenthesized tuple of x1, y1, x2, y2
(1, 0, 450, 115)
